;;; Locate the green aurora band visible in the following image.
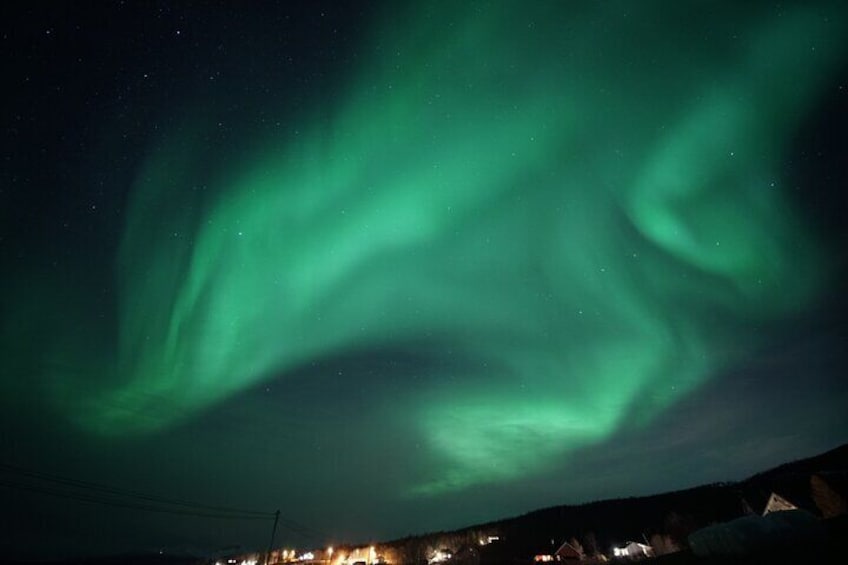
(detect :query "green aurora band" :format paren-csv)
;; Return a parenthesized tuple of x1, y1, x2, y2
(57, 2, 847, 494)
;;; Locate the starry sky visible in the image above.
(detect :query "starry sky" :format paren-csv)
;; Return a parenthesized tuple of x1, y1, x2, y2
(2, 0, 847, 560)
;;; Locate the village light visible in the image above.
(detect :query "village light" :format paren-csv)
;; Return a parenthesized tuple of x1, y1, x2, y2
(428, 549, 452, 564)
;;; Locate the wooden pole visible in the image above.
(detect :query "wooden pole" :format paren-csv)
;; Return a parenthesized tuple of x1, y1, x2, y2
(265, 510, 280, 565)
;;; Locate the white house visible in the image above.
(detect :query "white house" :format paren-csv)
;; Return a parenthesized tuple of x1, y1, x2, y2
(762, 492, 798, 515)
(612, 541, 653, 559)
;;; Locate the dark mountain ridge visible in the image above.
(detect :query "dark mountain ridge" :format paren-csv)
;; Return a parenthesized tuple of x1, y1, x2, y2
(381, 442, 848, 562)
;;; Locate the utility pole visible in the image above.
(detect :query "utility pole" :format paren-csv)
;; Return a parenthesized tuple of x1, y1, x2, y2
(265, 510, 280, 565)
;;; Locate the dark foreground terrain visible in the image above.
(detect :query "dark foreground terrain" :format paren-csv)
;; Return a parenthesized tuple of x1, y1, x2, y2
(13, 445, 848, 565)
(652, 515, 847, 565)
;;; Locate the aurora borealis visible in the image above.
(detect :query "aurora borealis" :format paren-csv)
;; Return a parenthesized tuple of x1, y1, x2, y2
(2, 0, 848, 560)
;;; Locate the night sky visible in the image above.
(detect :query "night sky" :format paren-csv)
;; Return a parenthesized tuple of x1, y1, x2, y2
(2, 1, 847, 561)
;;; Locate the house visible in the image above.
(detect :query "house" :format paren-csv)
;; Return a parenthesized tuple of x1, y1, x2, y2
(611, 542, 653, 559)
(762, 492, 798, 515)
(811, 473, 848, 517)
(554, 541, 583, 561)
(532, 540, 583, 563)
(427, 548, 453, 564)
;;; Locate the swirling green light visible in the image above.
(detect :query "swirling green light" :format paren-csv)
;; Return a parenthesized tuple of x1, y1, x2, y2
(67, 1, 846, 494)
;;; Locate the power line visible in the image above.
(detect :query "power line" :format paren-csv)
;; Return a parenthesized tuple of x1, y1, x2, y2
(0, 461, 323, 539)
(0, 462, 273, 517)
(0, 479, 273, 520)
